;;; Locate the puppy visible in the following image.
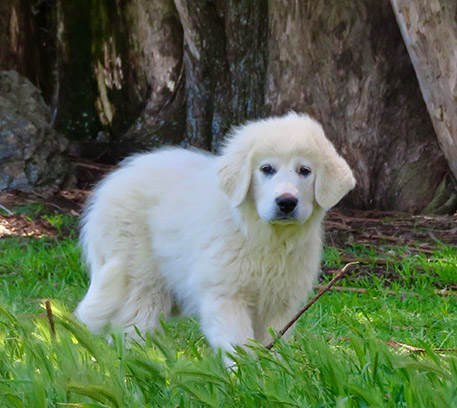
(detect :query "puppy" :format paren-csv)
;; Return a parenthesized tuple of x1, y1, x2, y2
(76, 112, 355, 356)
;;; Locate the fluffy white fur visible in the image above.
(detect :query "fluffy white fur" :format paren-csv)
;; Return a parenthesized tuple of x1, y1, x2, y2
(76, 112, 355, 356)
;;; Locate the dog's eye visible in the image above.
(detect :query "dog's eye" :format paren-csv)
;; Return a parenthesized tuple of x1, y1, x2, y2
(260, 164, 275, 176)
(298, 166, 311, 177)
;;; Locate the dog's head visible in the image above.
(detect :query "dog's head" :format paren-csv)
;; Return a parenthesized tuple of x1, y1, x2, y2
(217, 113, 356, 224)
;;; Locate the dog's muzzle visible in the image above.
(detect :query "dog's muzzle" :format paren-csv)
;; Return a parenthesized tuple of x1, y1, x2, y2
(271, 194, 298, 222)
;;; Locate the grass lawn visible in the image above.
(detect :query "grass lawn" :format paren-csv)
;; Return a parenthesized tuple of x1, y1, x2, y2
(0, 203, 456, 407)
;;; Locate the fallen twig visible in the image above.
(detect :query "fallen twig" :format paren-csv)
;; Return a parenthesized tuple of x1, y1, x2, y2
(0, 203, 13, 215)
(329, 336, 457, 355)
(340, 256, 396, 265)
(325, 220, 352, 230)
(45, 300, 56, 339)
(314, 285, 395, 295)
(339, 255, 429, 272)
(313, 285, 456, 297)
(266, 262, 359, 350)
(385, 340, 457, 354)
(359, 233, 406, 243)
(355, 241, 435, 255)
(71, 160, 115, 172)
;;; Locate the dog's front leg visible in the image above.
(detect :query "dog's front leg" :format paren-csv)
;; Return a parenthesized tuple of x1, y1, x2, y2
(199, 295, 253, 360)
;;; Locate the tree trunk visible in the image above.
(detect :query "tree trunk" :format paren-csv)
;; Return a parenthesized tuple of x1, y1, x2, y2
(0, 0, 35, 77)
(265, 0, 451, 212)
(390, 0, 457, 182)
(122, 0, 268, 151)
(55, 0, 99, 139)
(119, 0, 185, 150)
(0, 0, 54, 100)
(54, 0, 185, 142)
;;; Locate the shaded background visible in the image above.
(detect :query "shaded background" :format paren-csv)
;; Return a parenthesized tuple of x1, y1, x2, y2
(0, 0, 456, 213)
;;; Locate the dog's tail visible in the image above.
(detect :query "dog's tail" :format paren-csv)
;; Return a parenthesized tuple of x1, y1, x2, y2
(75, 258, 127, 333)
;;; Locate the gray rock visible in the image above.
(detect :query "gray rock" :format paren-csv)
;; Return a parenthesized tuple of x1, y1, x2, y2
(0, 70, 73, 195)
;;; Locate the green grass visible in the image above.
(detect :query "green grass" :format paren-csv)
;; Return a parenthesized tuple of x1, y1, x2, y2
(0, 206, 456, 407)
(0, 236, 85, 315)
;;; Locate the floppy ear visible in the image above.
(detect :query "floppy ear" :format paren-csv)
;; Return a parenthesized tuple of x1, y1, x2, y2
(217, 142, 252, 207)
(315, 148, 356, 210)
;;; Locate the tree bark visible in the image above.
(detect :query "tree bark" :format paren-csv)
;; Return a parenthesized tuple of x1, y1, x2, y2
(0, 0, 35, 77)
(120, 0, 185, 150)
(0, 0, 54, 100)
(265, 0, 451, 212)
(390, 0, 457, 182)
(54, 0, 185, 143)
(55, 0, 99, 139)
(222, 0, 268, 141)
(122, 0, 268, 151)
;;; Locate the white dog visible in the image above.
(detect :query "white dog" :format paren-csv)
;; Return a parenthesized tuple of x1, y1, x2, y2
(76, 112, 355, 356)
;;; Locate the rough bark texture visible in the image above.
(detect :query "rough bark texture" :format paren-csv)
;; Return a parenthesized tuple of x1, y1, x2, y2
(0, 0, 54, 97)
(0, 71, 73, 194)
(390, 0, 457, 182)
(222, 0, 268, 141)
(54, 0, 182, 141)
(0, 1, 36, 80)
(173, 0, 229, 148)
(120, 0, 186, 150)
(123, 0, 268, 151)
(265, 0, 451, 212)
(55, 0, 99, 139)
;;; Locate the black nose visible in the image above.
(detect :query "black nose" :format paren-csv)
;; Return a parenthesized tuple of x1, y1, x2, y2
(276, 195, 298, 214)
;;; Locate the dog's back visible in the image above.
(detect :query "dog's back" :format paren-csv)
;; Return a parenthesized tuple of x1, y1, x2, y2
(76, 147, 217, 334)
